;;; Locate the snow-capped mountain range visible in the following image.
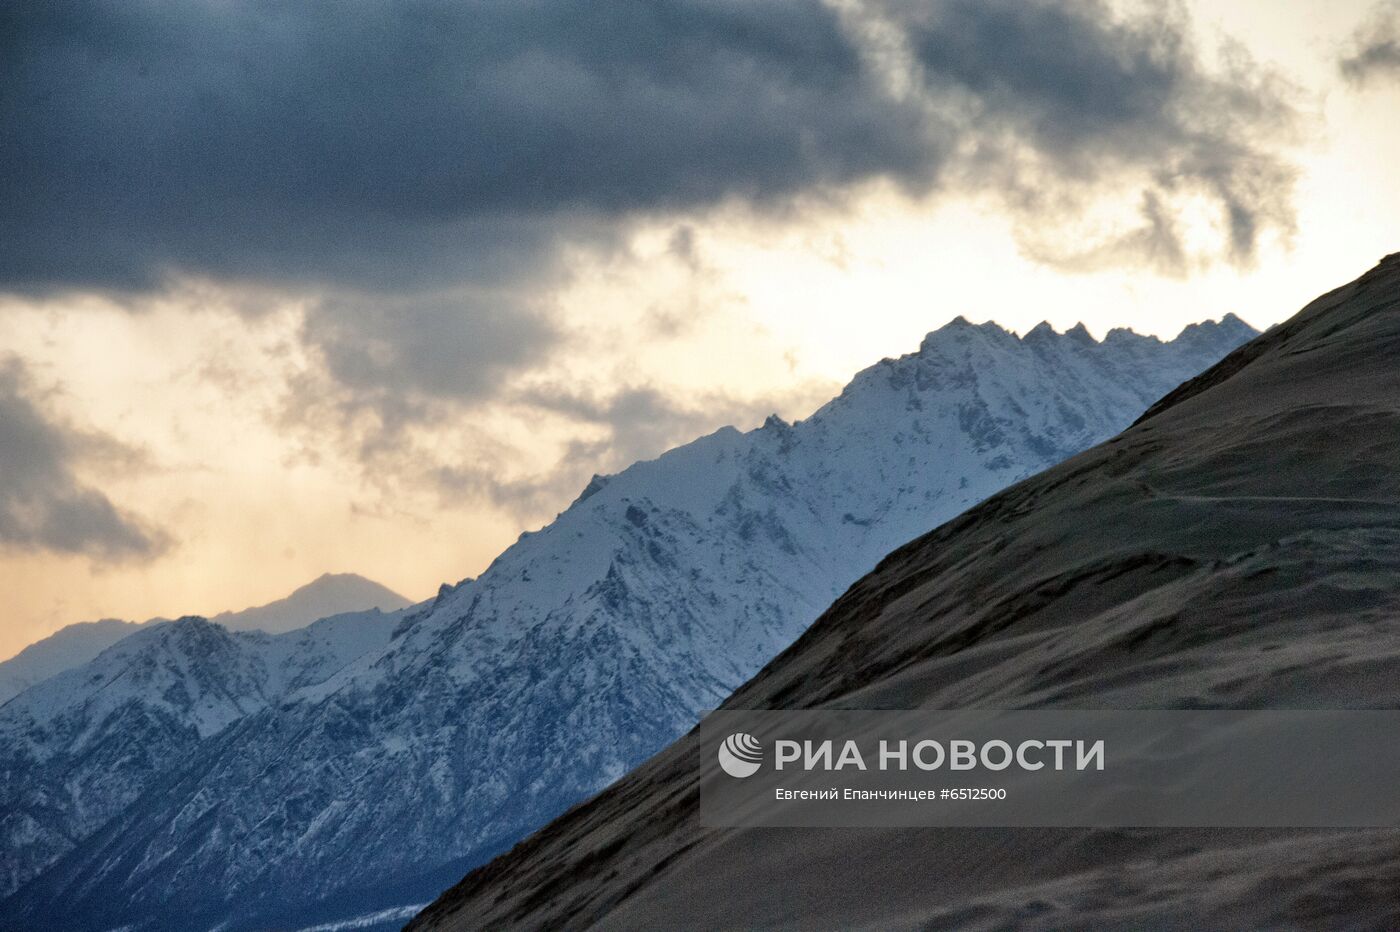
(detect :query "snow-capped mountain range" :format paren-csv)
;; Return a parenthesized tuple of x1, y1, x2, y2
(0, 609, 403, 901)
(0, 315, 1256, 930)
(0, 573, 410, 705)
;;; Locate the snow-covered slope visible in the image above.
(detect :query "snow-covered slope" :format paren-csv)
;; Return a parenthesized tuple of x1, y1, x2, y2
(0, 574, 410, 707)
(0, 609, 402, 900)
(0, 316, 1254, 931)
(0, 619, 145, 705)
(408, 255, 1400, 931)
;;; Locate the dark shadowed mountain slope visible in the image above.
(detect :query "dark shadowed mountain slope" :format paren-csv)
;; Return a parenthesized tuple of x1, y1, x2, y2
(411, 254, 1400, 931)
(0, 318, 1253, 932)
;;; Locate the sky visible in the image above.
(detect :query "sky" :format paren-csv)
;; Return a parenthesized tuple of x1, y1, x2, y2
(2, 0, 1399, 659)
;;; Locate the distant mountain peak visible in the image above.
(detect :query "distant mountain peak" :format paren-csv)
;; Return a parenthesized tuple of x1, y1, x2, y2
(920, 315, 1261, 356)
(1174, 312, 1257, 339)
(918, 315, 1263, 358)
(1065, 321, 1095, 343)
(918, 315, 1015, 352)
(210, 573, 411, 634)
(285, 572, 400, 600)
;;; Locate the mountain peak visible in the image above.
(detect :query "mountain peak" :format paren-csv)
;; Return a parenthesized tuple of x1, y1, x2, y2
(1103, 325, 1156, 346)
(290, 572, 396, 599)
(1065, 322, 1095, 343)
(211, 574, 412, 635)
(919, 316, 1015, 352)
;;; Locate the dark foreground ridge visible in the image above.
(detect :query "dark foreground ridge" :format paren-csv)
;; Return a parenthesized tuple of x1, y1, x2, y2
(410, 253, 1400, 931)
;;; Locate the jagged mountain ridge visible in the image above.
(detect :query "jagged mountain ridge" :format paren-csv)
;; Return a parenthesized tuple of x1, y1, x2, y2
(408, 255, 1400, 931)
(0, 573, 411, 705)
(0, 609, 402, 900)
(0, 315, 1256, 931)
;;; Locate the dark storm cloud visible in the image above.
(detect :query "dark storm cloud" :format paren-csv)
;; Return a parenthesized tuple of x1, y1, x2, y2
(301, 289, 559, 426)
(3, 0, 1299, 296)
(0, 359, 168, 561)
(1341, 2, 1400, 84)
(3, 0, 1304, 514)
(0, 0, 937, 293)
(896, 0, 1299, 271)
